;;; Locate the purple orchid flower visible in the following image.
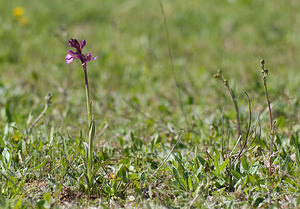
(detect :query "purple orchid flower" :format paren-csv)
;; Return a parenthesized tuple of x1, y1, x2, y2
(65, 38, 97, 187)
(65, 38, 97, 66)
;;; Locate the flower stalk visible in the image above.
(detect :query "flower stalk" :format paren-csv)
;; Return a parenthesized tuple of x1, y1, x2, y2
(260, 59, 274, 176)
(83, 63, 92, 128)
(66, 38, 97, 191)
(83, 62, 94, 186)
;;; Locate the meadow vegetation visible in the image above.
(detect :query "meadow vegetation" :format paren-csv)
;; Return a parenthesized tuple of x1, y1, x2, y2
(0, 0, 300, 208)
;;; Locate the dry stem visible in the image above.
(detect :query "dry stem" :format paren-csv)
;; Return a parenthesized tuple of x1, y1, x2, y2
(261, 59, 274, 176)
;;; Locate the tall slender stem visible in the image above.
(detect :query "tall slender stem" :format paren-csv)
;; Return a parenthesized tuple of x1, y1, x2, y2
(83, 63, 92, 128)
(214, 71, 242, 146)
(263, 78, 274, 176)
(159, 0, 190, 130)
(224, 82, 242, 145)
(82, 62, 93, 186)
(261, 60, 274, 176)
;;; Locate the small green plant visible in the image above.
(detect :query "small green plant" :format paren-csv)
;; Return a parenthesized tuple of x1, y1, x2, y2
(65, 38, 97, 193)
(214, 69, 258, 192)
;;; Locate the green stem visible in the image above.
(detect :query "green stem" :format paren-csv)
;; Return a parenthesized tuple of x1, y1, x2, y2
(83, 63, 92, 128)
(82, 63, 93, 187)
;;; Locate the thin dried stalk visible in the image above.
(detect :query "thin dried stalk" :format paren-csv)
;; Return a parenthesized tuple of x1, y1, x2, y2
(260, 59, 274, 176)
(26, 93, 52, 140)
(214, 70, 242, 145)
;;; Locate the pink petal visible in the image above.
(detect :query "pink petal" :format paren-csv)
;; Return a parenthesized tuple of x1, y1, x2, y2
(65, 54, 74, 64)
(86, 52, 92, 60)
(80, 40, 86, 49)
(86, 52, 97, 62)
(68, 38, 79, 48)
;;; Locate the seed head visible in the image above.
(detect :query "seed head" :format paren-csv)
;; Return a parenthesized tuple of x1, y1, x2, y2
(264, 69, 269, 76)
(214, 73, 220, 79)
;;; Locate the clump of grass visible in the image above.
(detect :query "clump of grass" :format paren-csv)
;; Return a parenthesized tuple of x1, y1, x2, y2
(213, 59, 279, 195)
(214, 69, 244, 192)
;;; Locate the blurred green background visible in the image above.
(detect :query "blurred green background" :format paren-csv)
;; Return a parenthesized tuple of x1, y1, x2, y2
(1, 1, 300, 207)
(1, 0, 300, 134)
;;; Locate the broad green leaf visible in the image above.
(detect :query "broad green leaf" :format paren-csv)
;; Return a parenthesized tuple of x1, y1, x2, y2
(188, 175, 193, 191)
(220, 157, 229, 173)
(197, 156, 206, 166)
(43, 192, 51, 202)
(172, 166, 186, 190)
(241, 156, 249, 171)
(249, 162, 259, 175)
(214, 154, 220, 176)
(88, 118, 95, 149)
(36, 199, 50, 209)
(29, 157, 48, 171)
(291, 135, 300, 167)
(242, 176, 248, 187)
(13, 197, 22, 209)
(3, 148, 11, 167)
(252, 197, 264, 208)
(172, 166, 181, 184)
(231, 169, 242, 180)
(212, 187, 225, 195)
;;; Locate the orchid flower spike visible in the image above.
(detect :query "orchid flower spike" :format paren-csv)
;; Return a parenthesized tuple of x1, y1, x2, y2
(65, 38, 97, 66)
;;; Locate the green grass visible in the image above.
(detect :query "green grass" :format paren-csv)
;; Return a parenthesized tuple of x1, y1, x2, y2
(1, 0, 300, 208)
